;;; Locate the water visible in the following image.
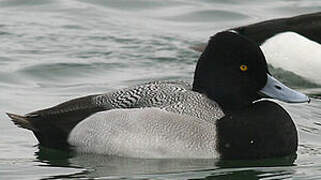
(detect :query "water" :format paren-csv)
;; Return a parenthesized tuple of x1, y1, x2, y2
(0, 0, 321, 179)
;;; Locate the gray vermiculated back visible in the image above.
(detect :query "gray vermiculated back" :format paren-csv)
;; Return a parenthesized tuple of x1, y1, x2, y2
(93, 80, 225, 122)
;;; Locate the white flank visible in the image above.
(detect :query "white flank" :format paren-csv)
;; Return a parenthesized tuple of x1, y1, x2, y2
(68, 108, 218, 159)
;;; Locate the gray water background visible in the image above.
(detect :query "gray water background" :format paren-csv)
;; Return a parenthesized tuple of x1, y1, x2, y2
(1, 0, 321, 179)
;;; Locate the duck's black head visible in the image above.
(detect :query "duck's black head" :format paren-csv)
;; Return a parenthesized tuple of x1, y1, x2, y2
(192, 31, 309, 111)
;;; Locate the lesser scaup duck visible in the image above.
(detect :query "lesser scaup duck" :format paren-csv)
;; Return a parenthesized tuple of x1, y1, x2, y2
(7, 31, 309, 160)
(194, 12, 321, 85)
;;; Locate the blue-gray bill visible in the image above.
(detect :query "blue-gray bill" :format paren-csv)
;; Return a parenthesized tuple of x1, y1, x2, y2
(259, 74, 310, 103)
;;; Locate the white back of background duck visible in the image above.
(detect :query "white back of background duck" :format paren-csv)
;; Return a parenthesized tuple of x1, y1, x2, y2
(7, 31, 310, 160)
(261, 32, 321, 85)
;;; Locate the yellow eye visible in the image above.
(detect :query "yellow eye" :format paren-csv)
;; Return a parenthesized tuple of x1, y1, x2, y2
(240, 65, 248, 72)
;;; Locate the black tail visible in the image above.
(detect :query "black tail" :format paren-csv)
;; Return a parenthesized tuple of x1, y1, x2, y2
(7, 112, 71, 149)
(7, 113, 36, 131)
(7, 94, 106, 150)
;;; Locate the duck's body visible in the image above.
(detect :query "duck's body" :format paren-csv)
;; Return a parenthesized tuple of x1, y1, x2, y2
(68, 100, 297, 159)
(8, 80, 224, 150)
(7, 31, 309, 160)
(69, 108, 217, 159)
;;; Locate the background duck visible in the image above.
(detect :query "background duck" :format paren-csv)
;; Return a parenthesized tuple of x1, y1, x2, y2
(193, 12, 321, 87)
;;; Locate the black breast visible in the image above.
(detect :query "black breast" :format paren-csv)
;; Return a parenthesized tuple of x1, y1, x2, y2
(216, 100, 298, 160)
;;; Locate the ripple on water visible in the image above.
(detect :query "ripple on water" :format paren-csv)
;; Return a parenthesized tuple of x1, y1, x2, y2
(0, 0, 54, 7)
(0, 160, 86, 180)
(163, 10, 250, 22)
(0, 31, 12, 36)
(60, 24, 89, 30)
(272, 3, 321, 16)
(77, 0, 174, 11)
(16, 62, 128, 81)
